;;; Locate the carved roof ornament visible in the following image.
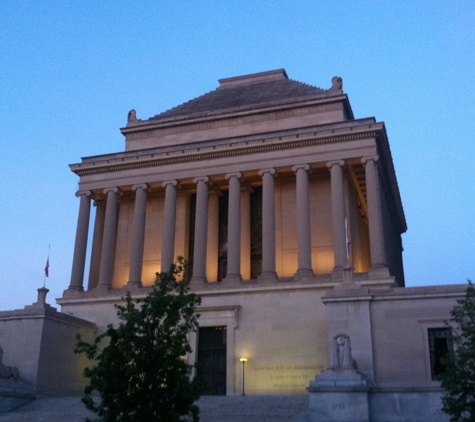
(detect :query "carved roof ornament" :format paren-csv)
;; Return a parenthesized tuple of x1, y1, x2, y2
(329, 76, 343, 94)
(127, 109, 142, 127)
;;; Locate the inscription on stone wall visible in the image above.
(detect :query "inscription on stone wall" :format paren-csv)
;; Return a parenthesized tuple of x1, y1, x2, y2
(251, 364, 325, 392)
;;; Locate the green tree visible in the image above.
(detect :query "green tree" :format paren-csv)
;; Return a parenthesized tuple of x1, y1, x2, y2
(440, 281, 475, 422)
(75, 257, 202, 422)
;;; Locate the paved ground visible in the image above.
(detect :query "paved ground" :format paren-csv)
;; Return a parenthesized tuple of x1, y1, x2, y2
(0, 397, 96, 422)
(0, 395, 310, 422)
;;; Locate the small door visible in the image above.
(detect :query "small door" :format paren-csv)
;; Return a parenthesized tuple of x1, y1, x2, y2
(197, 326, 227, 395)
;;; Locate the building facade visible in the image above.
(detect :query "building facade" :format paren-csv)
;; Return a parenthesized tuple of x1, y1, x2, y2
(36, 69, 463, 420)
(58, 68, 407, 391)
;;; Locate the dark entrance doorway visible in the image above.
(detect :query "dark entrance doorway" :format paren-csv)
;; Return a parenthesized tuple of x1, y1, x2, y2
(197, 326, 227, 395)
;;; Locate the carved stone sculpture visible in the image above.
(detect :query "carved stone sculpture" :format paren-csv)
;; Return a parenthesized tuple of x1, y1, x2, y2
(127, 109, 142, 126)
(0, 347, 20, 381)
(329, 76, 343, 93)
(329, 334, 357, 370)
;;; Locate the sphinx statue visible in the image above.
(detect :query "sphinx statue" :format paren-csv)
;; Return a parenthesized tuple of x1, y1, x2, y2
(0, 347, 20, 381)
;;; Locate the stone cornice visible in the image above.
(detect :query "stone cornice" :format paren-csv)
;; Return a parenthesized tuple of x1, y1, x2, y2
(120, 95, 351, 140)
(57, 275, 393, 306)
(323, 284, 467, 303)
(71, 128, 381, 177)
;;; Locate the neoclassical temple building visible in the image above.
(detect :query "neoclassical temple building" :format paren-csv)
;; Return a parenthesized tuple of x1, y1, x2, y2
(1, 69, 462, 421)
(65, 69, 405, 293)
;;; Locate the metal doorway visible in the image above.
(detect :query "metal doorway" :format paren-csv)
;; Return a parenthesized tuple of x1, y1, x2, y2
(197, 326, 227, 395)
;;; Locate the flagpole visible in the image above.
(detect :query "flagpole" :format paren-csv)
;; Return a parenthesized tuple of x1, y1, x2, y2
(44, 244, 50, 288)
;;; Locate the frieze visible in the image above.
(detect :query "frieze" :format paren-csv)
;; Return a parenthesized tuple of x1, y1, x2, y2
(127, 103, 342, 140)
(74, 131, 379, 176)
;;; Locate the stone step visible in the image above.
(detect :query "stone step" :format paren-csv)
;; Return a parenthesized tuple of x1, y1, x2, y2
(197, 395, 310, 422)
(0, 395, 311, 422)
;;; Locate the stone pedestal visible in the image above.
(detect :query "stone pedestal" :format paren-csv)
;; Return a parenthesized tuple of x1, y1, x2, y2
(308, 369, 371, 422)
(0, 379, 36, 412)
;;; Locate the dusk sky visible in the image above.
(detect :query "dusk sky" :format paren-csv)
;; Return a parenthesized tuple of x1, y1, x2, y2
(1, 2, 474, 310)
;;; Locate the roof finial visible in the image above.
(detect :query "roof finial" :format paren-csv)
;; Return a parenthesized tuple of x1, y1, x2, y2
(127, 109, 142, 126)
(329, 76, 343, 94)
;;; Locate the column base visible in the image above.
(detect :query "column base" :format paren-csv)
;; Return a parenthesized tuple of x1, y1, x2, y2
(94, 284, 112, 291)
(66, 285, 84, 292)
(332, 264, 354, 283)
(258, 271, 278, 282)
(293, 268, 314, 282)
(62, 288, 84, 298)
(126, 280, 143, 288)
(190, 276, 208, 285)
(223, 274, 242, 283)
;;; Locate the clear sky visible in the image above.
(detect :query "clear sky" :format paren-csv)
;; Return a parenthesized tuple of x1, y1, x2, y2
(0, 1, 474, 310)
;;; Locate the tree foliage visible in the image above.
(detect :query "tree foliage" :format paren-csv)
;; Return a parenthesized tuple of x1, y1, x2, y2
(440, 281, 475, 422)
(75, 257, 202, 422)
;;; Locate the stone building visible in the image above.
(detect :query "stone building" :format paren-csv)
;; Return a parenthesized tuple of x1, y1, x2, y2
(1, 69, 464, 421)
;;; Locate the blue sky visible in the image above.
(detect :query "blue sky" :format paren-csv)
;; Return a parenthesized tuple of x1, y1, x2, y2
(0, 1, 474, 310)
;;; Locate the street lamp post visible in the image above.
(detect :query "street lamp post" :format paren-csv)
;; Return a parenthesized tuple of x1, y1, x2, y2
(240, 358, 248, 396)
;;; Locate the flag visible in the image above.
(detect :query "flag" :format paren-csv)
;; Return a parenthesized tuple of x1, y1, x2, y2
(44, 258, 49, 278)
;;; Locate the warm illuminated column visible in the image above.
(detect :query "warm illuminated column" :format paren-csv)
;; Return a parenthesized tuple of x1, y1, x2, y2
(240, 185, 252, 280)
(68, 190, 92, 291)
(292, 164, 314, 279)
(224, 172, 242, 282)
(127, 184, 149, 286)
(259, 168, 277, 280)
(206, 188, 220, 282)
(97, 187, 121, 288)
(87, 199, 105, 290)
(191, 177, 209, 283)
(328, 160, 347, 271)
(161, 180, 179, 273)
(362, 156, 388, 273)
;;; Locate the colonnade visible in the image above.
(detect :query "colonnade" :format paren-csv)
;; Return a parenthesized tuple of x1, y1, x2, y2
(68, 156, 386, 291)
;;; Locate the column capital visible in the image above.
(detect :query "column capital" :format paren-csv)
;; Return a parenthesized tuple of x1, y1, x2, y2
(209, 186, 222, 196)
(326, 160, 345, 169)
(225, 172, 242, 181)
(75, 190, 92, 198)
(240, 182, 254, 193)
(103, 187, 122, 196)
(292, 164, 310, 173)
(193, 176, 210, 184)
(162, 179, 179, 188)
(93, 198, 104, 207)
(361, 155, 379, 165)
(258, 168, 276, 177)
(132, 183, 150, 192)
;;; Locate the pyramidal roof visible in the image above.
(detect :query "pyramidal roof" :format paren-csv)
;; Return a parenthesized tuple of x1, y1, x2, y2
(148, 69, 342, 122)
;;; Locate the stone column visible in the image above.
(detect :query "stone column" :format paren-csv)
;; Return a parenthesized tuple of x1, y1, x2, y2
(87, 199, 105, 290)
(161, 180, 179, 274)
(127, 184, 149, 286)
(259, 168, 277, 280)
(240, 185, 252, 280)
(68, 190, 92, 291)
(224, 172, 242, 282)
(191, 177, 209, 284)
(206, 188, 220, 282)
(292, 164, 314, 279)
(97, 187, 121, 289)
(362, 156, 388, 275)
(328, 160, 348, 272)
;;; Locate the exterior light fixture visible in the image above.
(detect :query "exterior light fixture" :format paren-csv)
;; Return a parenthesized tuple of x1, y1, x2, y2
(240, 358, 248, 396)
